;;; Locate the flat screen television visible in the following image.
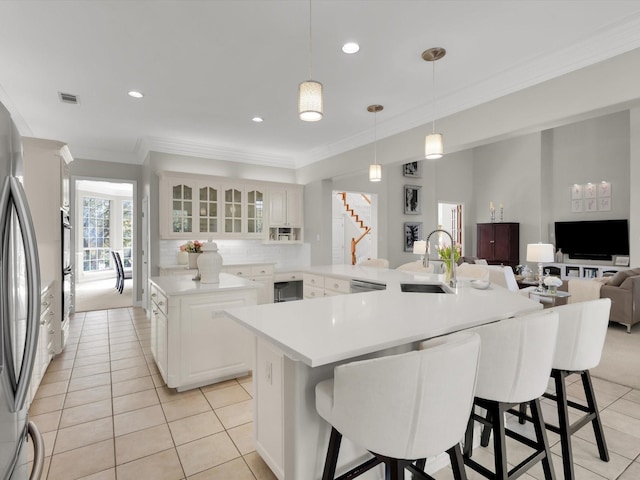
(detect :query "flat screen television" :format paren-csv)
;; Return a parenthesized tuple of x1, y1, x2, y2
(554, 219, 629, 261)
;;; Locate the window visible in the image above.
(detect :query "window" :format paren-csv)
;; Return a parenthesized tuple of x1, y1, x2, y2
(83, 197, 111, 271)
(122, 200, 133, 268)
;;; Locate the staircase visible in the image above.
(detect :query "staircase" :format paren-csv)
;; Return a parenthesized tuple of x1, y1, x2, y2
(339, 192, 371, 265)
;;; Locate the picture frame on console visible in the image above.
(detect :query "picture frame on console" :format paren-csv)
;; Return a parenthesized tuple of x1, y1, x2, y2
(404, 222, 423, 252)
(404, 185, 421, 215)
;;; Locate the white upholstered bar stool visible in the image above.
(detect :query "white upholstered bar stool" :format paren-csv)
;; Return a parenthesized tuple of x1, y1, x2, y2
(462, 311, 559, 480)
(518, 298, 611, 480)
(315, 331, 481, 480)
(358, 258, 389, 268)
(456, 263, 490, 281)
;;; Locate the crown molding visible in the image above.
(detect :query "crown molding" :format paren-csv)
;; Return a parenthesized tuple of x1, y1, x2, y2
(137, 136, 296, 169)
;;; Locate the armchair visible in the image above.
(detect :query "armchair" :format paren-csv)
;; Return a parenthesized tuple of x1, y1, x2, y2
(599, 268, 640, 332)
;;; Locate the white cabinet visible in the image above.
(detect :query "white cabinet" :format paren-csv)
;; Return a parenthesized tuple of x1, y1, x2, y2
(22, 138, 73, 354)
(29, 282, 55, 405)
(222, 264, 274, 305)
(267, 185, 304, 243)
(149, 278, 258, 391)
(159, 172, 268, 239)
(548, 262, 624, 280)
(303, 273, 350, 299)
(255, 338, 285, 479)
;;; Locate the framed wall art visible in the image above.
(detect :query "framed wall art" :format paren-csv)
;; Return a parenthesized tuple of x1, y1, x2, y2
(571, 184, 583, 199)
(584, 183, 597, 199)
(402, 161, 421, 178)
(404, 185, 421, 214)
(404, 222, 423, 252)
(598, 181, 611, 197)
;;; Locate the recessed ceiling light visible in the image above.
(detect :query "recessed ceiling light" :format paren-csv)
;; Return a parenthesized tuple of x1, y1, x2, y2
(128, 91, 144, 98)
(252, 116, 264, 123)
(342, 42, 360, 54)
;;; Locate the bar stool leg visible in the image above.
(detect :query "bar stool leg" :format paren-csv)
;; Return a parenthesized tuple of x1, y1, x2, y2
(448, 444, 468, 480)
(582, 371, 609, 462)
(386, 459, 404, 480)
(530, 398, 556, 480)
(463, 408, 475, 457)
(553, 370, 574, 480)
(480, 409, 493, 448)
(322, 427, 342, 480)
(489, 403, 509, 480)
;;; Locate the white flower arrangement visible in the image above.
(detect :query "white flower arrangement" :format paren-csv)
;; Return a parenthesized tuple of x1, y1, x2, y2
(543, 276, 563, 287)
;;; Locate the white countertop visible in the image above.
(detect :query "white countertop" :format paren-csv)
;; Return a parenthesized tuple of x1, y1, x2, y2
(159, 261, 276, 270)
(150, 273, 260, 296)
(225, 266, 543, 367)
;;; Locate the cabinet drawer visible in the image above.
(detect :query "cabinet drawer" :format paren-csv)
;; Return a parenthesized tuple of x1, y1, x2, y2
(303, 273, 324, 289)
(275, 271, 303, 282)
(150, 286, 168, 315)
(224, 266, 252, 277)
(251, 264, 274, 277)
(324, 276, 350, 294)
(303, 285, 324, 300)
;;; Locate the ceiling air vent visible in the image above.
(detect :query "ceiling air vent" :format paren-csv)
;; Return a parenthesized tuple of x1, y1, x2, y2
(58, 92, 79, 104)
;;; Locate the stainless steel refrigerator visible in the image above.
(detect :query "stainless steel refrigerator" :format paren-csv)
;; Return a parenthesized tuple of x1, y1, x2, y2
(0, 101, 44, 479)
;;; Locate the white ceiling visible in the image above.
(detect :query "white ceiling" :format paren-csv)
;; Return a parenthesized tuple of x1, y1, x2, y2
(1, 1, 640, 169)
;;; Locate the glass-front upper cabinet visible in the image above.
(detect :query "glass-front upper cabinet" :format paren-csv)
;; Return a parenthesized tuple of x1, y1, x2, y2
(199, 186, 219, 234)
(172, 183, 193, 234)
(223, 186, 243, 234)
(246, 188, 264, 235)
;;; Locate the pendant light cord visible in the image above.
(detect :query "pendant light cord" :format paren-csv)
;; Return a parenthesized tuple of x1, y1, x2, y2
(308, 0, 313, 79)
(374, 110, 378, 164)
(431, 60, 436, 134)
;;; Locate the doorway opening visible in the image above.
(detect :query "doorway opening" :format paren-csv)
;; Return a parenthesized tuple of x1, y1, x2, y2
(332, 191, 378, 265)
(437, 202, 464, 254)
(73, 179, 135, 312)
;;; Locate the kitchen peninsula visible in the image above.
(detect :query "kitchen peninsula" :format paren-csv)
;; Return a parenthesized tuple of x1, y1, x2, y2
(224, 266, 543, 480)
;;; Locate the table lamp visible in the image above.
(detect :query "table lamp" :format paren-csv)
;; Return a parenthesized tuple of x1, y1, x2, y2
(413, 240, 427, 267)
(526, 243, 554, 292)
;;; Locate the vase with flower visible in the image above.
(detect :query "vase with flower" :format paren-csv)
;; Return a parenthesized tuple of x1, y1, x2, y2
(180, 240, 204, 269)
(543, 275, 563, 295)
(436, 243, 462, 283)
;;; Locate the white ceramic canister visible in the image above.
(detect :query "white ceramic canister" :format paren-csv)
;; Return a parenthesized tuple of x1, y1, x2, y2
(197, 240, 223, 283)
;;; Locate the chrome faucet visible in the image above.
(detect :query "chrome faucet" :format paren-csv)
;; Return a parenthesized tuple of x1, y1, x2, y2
(425, 229, 457, 288)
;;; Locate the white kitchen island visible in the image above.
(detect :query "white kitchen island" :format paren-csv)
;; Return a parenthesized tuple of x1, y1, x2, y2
(149, 273, 260, 392)
(224, 266, 543, 480)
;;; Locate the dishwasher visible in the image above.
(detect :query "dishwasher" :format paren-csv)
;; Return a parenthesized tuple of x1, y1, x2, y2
(350, 278, 387, 293)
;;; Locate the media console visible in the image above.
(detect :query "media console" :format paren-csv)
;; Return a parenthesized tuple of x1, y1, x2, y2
(547, 262, 625, 281)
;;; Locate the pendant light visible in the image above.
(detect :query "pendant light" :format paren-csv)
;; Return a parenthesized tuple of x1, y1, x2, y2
(298, 0, 323, 121)
(368, 104, 383, 182)
(422, 47, 446, 159)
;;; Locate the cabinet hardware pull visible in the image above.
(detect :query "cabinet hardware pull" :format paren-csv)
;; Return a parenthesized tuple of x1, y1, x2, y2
(40, 320, 45, 326)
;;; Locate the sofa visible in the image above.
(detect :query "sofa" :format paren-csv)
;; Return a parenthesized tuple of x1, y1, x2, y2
(599, 268, 640, 333)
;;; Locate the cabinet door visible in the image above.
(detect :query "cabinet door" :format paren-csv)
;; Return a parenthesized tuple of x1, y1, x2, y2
(179, 294, 253, 387)
(170, 180, 195, 235)
(255, 338, 284, 477)
(246, 188, 265, 235)
(269, 189, 287, 226)
(198, 184, 220, 235)
(493, 223, 514, 262)
(476, 224, 494, 259)
(223, 186, 243, 234)
(285, 187, 303, 227)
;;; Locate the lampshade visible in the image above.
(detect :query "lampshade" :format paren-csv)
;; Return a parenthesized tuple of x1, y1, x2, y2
(526, 243, 554, 263)
(369, 164, 382, 182)
(425, 133, 443, 160)
(298, 80, 323, 122)
(413, 240, 427, 255)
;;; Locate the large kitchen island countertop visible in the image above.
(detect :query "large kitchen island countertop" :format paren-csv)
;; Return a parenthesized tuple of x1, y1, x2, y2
(149, 272, 260, 296)
(225, 265, 543, 367)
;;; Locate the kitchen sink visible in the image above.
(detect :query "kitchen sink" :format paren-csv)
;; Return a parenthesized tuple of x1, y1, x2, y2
(400, 283, 451, 294)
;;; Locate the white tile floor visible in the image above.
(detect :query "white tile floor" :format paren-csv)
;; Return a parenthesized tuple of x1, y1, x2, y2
(28, 307, 640, 479)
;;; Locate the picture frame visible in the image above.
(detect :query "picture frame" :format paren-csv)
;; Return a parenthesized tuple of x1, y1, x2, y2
(571, 199, 583, 213)
(598, 197, 611, 211)
(614, 255, 630, 267)
(584, 197, 597, 212)
(571, 184, 583, 200)
(597, 181, 611, 198)
(404, 185, 422, 215)
(402, 161, 422, 178)
(584, 183, 597, 199)
(404, 222, 423, 252)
